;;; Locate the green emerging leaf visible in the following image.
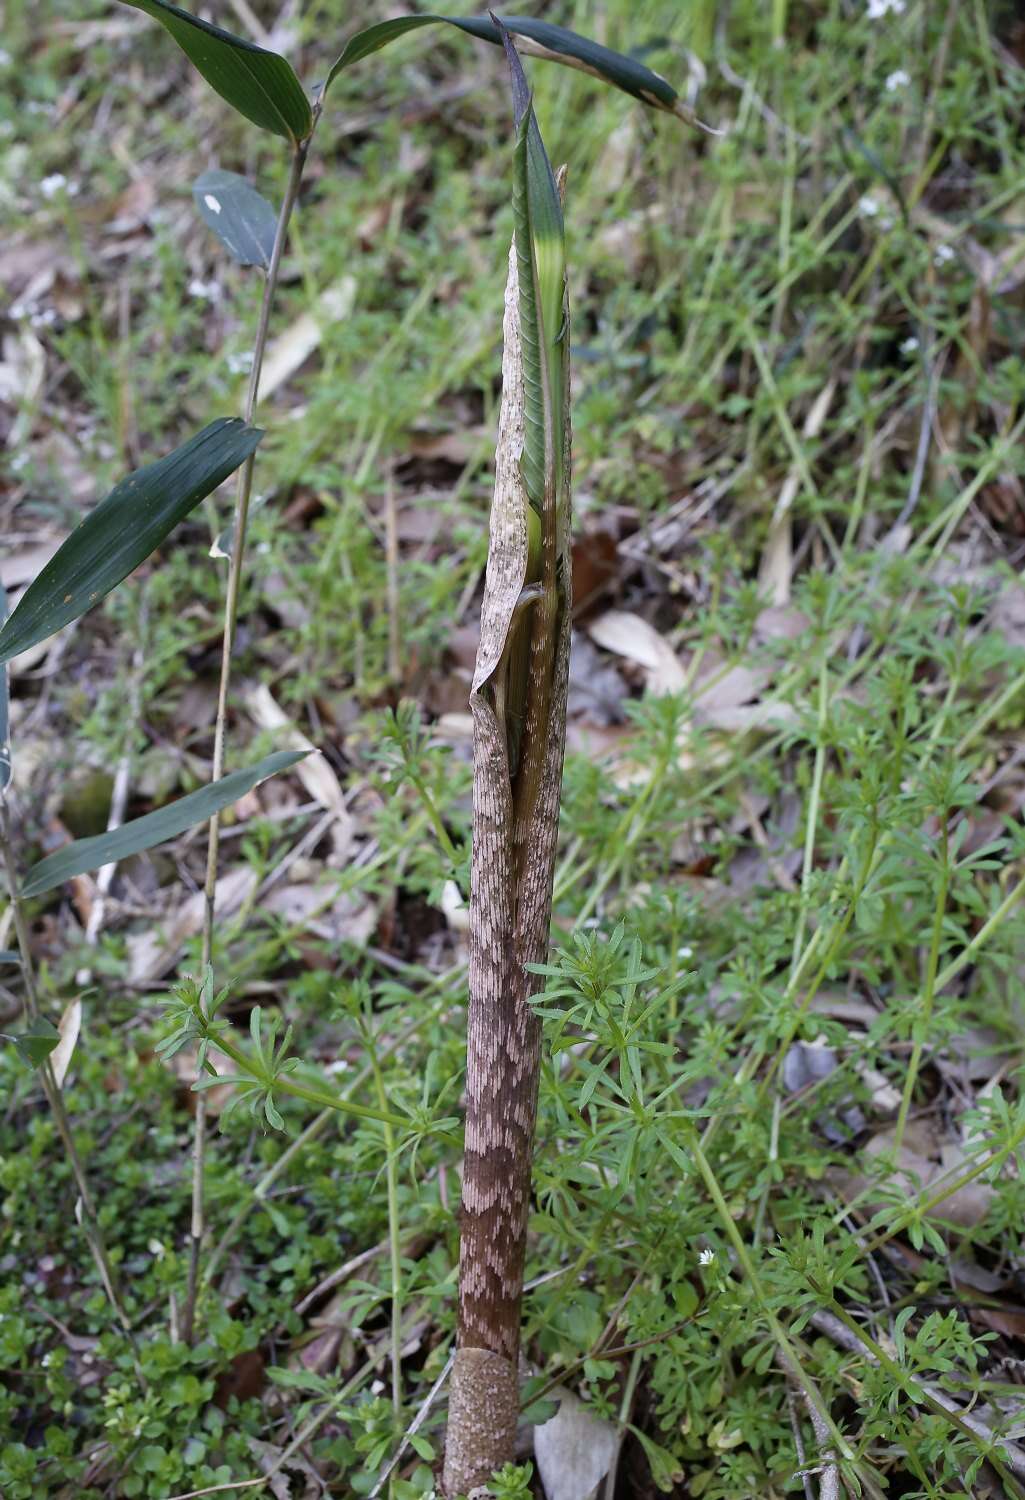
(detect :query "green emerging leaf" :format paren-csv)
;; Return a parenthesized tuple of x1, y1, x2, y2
(193, 169, 278, 269)
(121, 0, 313, 143)
(502, 27, 565, 512)
(0, 419, 262, 666)
(324, 13, 680, 113)
(22, 750, 307, 898)
(1, 1018, 60, 1070)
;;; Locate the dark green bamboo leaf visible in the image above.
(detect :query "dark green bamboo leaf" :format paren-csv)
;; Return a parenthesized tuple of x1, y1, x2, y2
(324, 12, 680, 114)
(193, 169, 278, 268)
(0, 419, 262, 666)
(0, 583, 10, 791)
(1, 1018, 59, 1069)
(22, 750, 307, 898)
(121, 0, 312, 142)
(500, 21, 565, 511)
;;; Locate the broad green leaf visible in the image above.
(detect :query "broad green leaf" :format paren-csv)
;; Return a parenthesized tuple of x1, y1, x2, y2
(0, 419, 262, 666)
(22, 750, 307, 898)
(193, 169, 278, 269)
(1, 1018, 60, 1070)
(324, 13, 680, 114)
(0, 582, 9, 791)
(121, 0, 312, 143)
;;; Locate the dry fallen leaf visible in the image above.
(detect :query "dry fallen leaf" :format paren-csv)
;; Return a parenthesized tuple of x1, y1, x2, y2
(259, 276, 356, 400)
(50, 997, 82, 1089)
(127, 866, 257, 985)
(534, 1386, 620, 1500)
(588, 610, 686, 695)
(245, 682, 353, 863)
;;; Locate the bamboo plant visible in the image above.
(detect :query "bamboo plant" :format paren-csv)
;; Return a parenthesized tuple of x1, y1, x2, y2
(444, 23, 572, 1494)
(0, 6, 692, 1492)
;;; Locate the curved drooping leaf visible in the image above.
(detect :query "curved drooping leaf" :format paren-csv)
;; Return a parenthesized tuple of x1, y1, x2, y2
(325, 13, 680, 114)
(193, 169, 278, 268)
(22, 750, 308, 898)
(121, 0, 313, 143)
(0, 419, 262, 666)
(1, 1018, 60, 1070)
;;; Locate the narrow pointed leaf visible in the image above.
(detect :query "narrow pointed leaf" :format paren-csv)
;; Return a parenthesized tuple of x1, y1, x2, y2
(121, 0, 312, 142)
(22, 750, 307, 899)
(325, 13, 680, 114)
(2, 1018, 60, 1070)
(193, 170, 278, 268)
(501, 26, 565, 512)
(0, 419, 262, 666)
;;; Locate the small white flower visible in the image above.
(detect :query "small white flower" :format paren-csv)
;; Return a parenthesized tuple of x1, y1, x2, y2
(371, 1379, 385, 1395)
(867, 0, 904, 16)
(677, 945, 693, 959)
(40, 172, 67, 199)
(0, 48, 12, 67)
(227, 349, 254, 375)
(8, 300, 29, 320)
(30, 307, 57, 329)
(858, 194, 880, 218)
(900, 336, 919, 354)
(188, 277, 221, 301)
(699, 1248, 716, 1266)
(885, 68, 910, 91)
(203, 193, 222, 214)
(933, 243, 955, 267)
(148, 1238, 166, 1258)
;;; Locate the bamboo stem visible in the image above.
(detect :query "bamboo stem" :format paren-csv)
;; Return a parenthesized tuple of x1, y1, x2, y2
(182, 132, 312, 1346)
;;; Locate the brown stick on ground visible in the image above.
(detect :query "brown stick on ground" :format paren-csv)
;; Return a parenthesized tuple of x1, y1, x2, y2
(443, 231, 571, 1496)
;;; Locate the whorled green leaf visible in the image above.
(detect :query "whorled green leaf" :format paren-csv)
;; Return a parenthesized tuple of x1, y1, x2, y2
(193, 169, 278, 268)
(22, 750, 307, 899)
(324, 12, 680, 114)
(0, 419, 262, 666)
(121, 0, 313, 143)
(1, 1018, 60, 1070)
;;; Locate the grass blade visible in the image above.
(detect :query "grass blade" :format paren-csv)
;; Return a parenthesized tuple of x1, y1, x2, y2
(22, 750, 308, 898)
(121, 0, 313, 143)
(325, 12, 679, 113)
(193, 170, 278, 269)
(0, 419, 262, 666)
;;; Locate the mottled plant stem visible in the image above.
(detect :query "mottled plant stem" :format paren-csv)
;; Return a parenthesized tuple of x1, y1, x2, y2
(443, 236, 572, 1495)
(182, 129, 313, 1346)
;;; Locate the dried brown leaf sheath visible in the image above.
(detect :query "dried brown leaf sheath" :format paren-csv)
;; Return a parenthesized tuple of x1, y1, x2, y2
(443, 236, 571, 1495)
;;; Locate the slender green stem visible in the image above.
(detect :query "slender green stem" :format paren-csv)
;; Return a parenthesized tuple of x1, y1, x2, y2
(893, 818, 949, 1155)
(791, 652, 828, 974)
(0, 797, 143, 1378)
(183, 133, 313, 1347)
(408, 773, 458, 863)
(682, 1126, 868, 1484)
(369, 1038, 404, 1420)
